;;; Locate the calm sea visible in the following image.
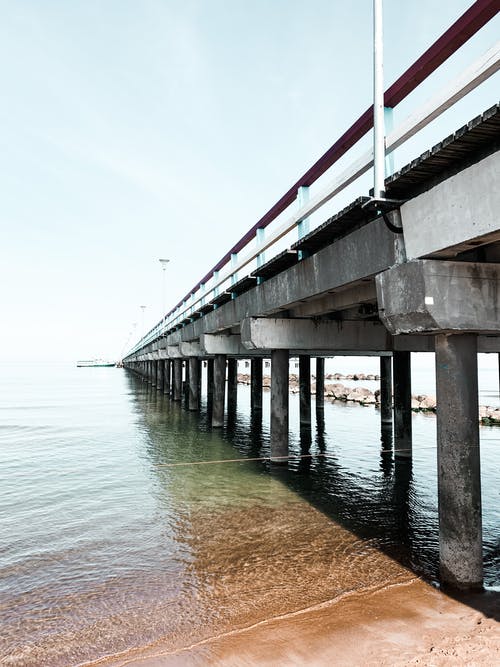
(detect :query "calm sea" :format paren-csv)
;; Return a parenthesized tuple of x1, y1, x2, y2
(0, 361, 499, 666)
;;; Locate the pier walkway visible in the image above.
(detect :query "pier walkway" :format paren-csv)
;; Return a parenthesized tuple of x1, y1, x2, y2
(124, 1, 500, 591)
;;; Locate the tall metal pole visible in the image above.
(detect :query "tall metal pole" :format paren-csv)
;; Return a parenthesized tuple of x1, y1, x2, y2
(373, 0, 385, 199)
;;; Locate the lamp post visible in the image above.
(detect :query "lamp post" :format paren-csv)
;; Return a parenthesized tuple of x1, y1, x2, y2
(140, 305, 146, 337)
(159, 258, 170, 321)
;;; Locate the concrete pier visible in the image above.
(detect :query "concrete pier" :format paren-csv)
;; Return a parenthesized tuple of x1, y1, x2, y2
(299, 355, 311, 427)
(157, 359, 164, 391)
(380, 356, 393, 427)
(435, 333, 482, 590)
(188, 357, 199, 411)
(212, 354, 226, 428)
(250, 358, 263, 412)
(227, 358, 237, 413)
(393, 351, 412, 458)
(164, 360, 171, 395)
(207, 358, 214, 402)
(271, 349, 289, 462)
(315, 357, 324, 412)
(172, 359, 182, 402)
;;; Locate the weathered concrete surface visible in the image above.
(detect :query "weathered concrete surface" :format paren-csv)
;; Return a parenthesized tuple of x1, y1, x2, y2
(251, 358, 263, 411)
(179, 341, 202, 357)
(401, 151, 500, 260)
(212, 355, 226, 428)
(167, 345, 183, 359)
(200, 334, 266, 357)
(299, 356, 311, 426)
(188, 357, 199, 411)
(241, 318, 391, 351)
(393, 351, 411, 459)
(377, 260, 500, 335)
(380, 356, 392, 426)
(315, 358, 324, 411)
(435, 333, 482, 590)
(270, 349, 289, 462)
(172, 359, 182, 402)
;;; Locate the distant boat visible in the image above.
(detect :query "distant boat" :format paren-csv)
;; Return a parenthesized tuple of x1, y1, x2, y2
(76, 359, 116, 368)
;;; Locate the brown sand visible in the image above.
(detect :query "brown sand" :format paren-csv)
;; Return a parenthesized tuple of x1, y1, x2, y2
(86, 579, 499, 667)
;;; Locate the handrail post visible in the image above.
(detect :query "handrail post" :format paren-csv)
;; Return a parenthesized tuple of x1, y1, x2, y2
(256, 228, 265, 284)
(213, 269, 220, 309)
(297, 185, 310, 260)
(384, 106, 394, 176)
(231, 253, 238, 299)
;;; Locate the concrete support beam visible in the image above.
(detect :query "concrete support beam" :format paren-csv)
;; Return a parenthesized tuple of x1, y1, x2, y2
(315, 358, 325, 412)
(377, 260, 500, 335)
(188, 357, 199, 411)
(167, 345, 183, 359)
(401, 151, 500, 260)
(251, 358, 263, 412)
(380, 356, 393, 427)
(299, 356, 311, 427)
(435, 333, 482, 590)
(242, 317, 390, 351)
(179, 341, 202, 357)
(393, 351, 412, 459)
(172, 359, 182, 401)
(212, 355, 226, 428)
(271, 349, 289, 462)
(227, 358, 237, 412)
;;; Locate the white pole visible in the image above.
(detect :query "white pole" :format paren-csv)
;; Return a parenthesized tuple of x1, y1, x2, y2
(373, 0, 385, 199)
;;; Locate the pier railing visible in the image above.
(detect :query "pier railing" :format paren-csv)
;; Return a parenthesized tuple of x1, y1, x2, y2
(126, 0, 499, 358)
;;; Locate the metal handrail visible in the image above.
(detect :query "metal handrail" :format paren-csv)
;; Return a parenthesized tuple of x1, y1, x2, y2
(126, 0, 499, 358)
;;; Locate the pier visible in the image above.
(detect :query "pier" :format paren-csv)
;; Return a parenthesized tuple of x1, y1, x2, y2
(124, 1, 500, 592)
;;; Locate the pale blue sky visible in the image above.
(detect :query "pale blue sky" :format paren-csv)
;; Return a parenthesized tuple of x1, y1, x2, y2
(1, 1, 498, 362)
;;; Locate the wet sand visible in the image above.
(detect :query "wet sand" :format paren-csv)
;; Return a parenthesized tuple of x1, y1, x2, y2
(86, 579, 499, 667)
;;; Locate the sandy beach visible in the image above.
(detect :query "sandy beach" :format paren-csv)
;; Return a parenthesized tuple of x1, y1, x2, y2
(86, 579, 499, 667)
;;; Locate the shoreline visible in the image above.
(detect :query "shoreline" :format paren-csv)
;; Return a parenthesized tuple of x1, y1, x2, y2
(237, 373, 500, 424)
(83, 579, 500, 666)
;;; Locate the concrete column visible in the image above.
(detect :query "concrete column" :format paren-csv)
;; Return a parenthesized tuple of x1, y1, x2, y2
(207, 358, 214, 401)
(172, 359, 182, 401)
(154, 361, 159, 388)
(380, 356, 393, 427)
(435, 333, 482, 590)
(299, 355, 311, 427)
(157, 359, 164, 390)
(212, 355, 226, 428)
(271, 349, 289, 462)
(393, 351, 412, 458)
(164, 360, 171, 395)
(188, 357, 199, 411)
(315, 357, 325, 412)
(184, 360, 190, 402)
(251, 358, 263, 412)
(227, 358, 238, 412)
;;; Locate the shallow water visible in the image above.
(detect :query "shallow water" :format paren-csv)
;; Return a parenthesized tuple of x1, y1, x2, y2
(0, 363, 499, 666)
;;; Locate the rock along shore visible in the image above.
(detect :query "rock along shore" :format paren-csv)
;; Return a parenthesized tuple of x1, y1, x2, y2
(236, 373, 500, 425)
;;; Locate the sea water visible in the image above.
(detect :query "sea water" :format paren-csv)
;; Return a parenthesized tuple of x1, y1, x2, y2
(0, 361, 499, 666)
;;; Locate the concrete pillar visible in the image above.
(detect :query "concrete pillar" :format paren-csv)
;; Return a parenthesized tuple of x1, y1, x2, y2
(188, 357, 199, 411)
(212, 354, 226, 428)
(251, 358, 263, 412)
(435, 333, 482, 590)
(154, 361, 159, 388)
(157, 359, 164, 390)
(315, 357, 325, 412)
(227, 358, 238, 412)
(207, 358, 214, 401)
(271, 349, 289, 462)
(393, 351, 412, 458)
(164, 360, 171, 395)
(184, 360, 190, 402)
(172, 359, 182, 401)
(299, 355, 311, 427)
(380, 356, 393, 427)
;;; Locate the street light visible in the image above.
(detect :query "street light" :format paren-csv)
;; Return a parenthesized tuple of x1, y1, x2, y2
(140, 305, 146, 336)
(159, 258, 170, 318)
